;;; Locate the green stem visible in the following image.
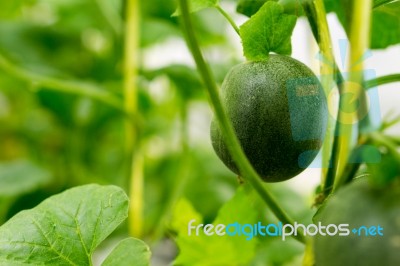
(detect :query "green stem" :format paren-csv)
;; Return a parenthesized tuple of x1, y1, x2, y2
(0, 53, 124, 113)
(302, 0, 340, 196)
(313, 0, 336, 194)
(333, 0, 373, 192)
(365, 74, 400, 89)
(215, 5, 240, 35)
(381, 114, 400, 130)
(179, 0, 305, 244)
(338, 134, 369, 185)
(124, 0, 143, 238)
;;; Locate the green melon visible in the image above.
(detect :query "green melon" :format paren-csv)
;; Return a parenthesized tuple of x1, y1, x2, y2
(314, 178, 400, 266)
(210, 54, 327, 182)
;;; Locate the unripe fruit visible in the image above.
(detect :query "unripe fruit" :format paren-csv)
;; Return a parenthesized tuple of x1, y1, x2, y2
(210, 55, 327, 182)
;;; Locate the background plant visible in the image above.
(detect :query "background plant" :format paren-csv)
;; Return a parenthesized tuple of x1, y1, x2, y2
(0, 0, 399, 265)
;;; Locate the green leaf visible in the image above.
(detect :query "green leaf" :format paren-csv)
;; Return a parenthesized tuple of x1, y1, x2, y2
(172, 0, 219, 16)
(144, 64, 204, 100)
(239, 1, 297, 60)
(140, 19, 180, 47)
(324, 0, 400, 49)
(102, 238, 151, 266)
(365, 151, 400, 188)
(373, 0, 398, 8)
(253, 237, 304, 265)
(278, 0, 304, 16)
(236, 0, 268, 17)
(237, 0, 304, 17)
(171, 187, 258, 266)
(0, 160, 52, 198)
(170, 198, 203, 235)
(0, 184, 129, 265)
(371, 2, 400, 49)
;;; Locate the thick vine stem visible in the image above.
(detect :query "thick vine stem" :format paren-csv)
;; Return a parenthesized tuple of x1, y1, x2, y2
(333, 0, 373, 192)
(124, 0, 143, 238)
(179, 0, 305, 244)
(302, 0, 338, 196)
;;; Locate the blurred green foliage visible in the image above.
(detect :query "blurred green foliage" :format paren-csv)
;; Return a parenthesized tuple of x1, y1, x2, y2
(0, 0, 312, 265)
(0, 0, 232, 216)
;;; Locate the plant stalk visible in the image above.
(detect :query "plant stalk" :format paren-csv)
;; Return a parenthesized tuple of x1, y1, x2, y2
(365, 74, 400, 89)
(302, 0, 339, 196)
(179, 0, 305, 244)
(215, 5, 240, 35)
(124, 0, 143, 238)
(333, 0, 373, 191)
(310, 0, 335, 190)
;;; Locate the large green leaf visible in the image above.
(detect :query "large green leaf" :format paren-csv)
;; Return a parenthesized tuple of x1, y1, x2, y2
(102, 238, 151, 266)
(239, 1, 297, 60)
(0, 184, 129, 265)
(171, 186, 258, 266)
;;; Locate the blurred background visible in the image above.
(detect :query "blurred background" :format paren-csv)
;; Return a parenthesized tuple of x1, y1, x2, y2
(0, 0, 399, 265)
